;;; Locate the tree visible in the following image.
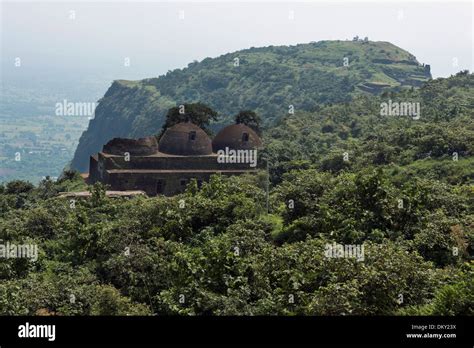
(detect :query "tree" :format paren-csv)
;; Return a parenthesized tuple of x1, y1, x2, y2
(58, 169, 81, 182)
(234, 110, 262, 135)
(161, 103, 218, 135)
(5, 180, 34, 194)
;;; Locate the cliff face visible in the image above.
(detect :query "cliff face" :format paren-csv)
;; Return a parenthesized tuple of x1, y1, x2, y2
(71, 40, 431, 172)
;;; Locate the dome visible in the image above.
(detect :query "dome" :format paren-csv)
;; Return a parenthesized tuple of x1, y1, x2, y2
(158, 122, 212, 156)
(102, 136, 158, 156)
(212, 123, 262, 152)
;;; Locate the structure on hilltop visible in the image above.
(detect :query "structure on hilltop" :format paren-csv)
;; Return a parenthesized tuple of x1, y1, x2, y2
(87, 122, 262, 196)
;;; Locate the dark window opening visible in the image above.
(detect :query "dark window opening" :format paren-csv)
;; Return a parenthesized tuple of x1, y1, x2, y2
(189, 131, 196, 141)
(242, 132, 249, 142)
(156, 180, 165, 194)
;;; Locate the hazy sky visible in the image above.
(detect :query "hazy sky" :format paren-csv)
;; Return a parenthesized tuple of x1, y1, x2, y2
(1, 0, 472, 87)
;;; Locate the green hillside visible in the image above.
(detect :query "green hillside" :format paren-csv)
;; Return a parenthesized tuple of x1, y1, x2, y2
(1, 72, 472, 317)
(0, 72, 474, 316)
(71, 40, 431, 172)
(264, 70, 474, 184)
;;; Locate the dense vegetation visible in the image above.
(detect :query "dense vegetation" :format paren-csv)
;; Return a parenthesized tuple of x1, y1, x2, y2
(264, 70, 474, 184)
(71, 40, 430, 172)
(1, 72, 472, 316)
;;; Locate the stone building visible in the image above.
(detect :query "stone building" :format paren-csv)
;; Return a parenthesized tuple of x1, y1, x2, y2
(87, 122, 262, 196)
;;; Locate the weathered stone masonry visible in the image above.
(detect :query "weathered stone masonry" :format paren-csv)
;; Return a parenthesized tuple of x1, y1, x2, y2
(88, 122, 262, 196)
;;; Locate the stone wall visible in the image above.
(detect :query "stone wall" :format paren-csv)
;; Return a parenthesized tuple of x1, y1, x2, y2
(88, 155, 99, 183)
(102, 136, 158, 156)
(100, 153, 259, 171)
(106, 171, 253, 196)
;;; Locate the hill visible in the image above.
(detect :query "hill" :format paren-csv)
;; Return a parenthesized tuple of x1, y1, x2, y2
(263, 71, 474, 184)
(71, 40, 431, 172)
(1, 73, 472, 317)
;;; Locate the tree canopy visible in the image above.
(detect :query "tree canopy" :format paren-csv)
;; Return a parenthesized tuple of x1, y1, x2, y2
(160, 102, 218, 135)
(235, 110, 262, 135)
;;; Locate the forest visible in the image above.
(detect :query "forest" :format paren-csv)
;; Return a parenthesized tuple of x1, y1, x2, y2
(0, 71, 472, 316)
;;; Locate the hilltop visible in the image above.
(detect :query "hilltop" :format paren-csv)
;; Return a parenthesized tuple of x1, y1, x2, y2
(71, 40, 431, 172)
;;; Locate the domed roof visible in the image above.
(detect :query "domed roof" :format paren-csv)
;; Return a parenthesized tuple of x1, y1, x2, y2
(103, 136, 158, 156)
(159, 122, 212, 156)
(212, 123, 262, 152)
